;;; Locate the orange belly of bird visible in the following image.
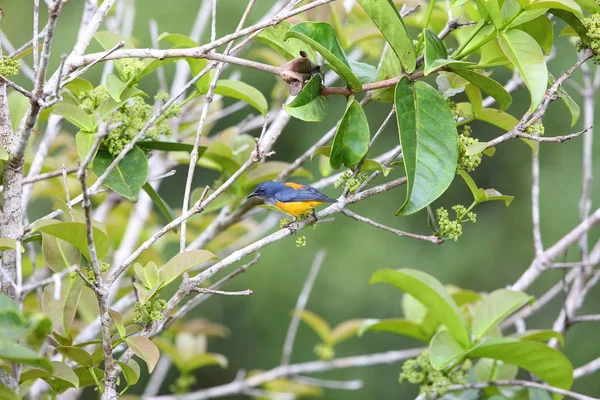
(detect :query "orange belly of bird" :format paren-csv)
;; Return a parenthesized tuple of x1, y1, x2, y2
(275, 201, 323, 216)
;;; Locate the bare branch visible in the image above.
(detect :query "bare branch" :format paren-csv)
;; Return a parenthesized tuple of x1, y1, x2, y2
(575, 357, 600, 379)
(341, 209, 442, 244)
(191, 288, 253, 296)
(145, 348, 424, 400)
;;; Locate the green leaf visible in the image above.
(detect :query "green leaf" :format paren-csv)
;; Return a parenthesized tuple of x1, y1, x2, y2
(158, 250, 218, 290)
(330, 320, 364, 345)
(91, 147, 149, 202)
(0, 238, 24, 252)
(106, 73, 127, 102)
(424, 29, 447, 75)
(214, 80, 268, 116)
(94, 31, 133, 78)
(330, 96, 370, 169)
(283, 75, 327, 122)
(350, 60, 377, 84)
(526, 0, 582, 17)
(356, 0, 416, 72)
(360, 159, 392, 176)
(506, 8, 548, 29)
(458, 169, 514, 205)
(285, 22, 362, 90)
(52, 103, 95, 131)
(295, 310, 332, 344)
(142, 183, 177, 229)
(32, 220, 110, 260)
(56, 346, 92, 366)
(117, 360, 140, 387)
(472, 289, 532, 339)
(136, 141, 200, 153)
(574, 0, 600, 13)
(499, 29, 547, 112)
(256, 21, 315, 61)
(73, 367, 104, 388)
(75, 131, 97, 164)
(244, 161, 312, 187)
(126, 336, 160, 373)
(0, 385, 20, 400)
(49, 361, 80, 391)
(8, 91, 31, 131)
(429, 329, 469, 370)
(359, 318, 429, 342)
(372, 46, 401, 103)
(452, 69, 512, 112)
(0, 340, 53, 371)
(109, 309, 126, 338)
(520, 15, 553, 55)
(42, 233, 80, 272)
(65, 78, 94, 97)
(475, 358, 519, 382)
(512, 329, 565, 346)
(185, 353, 228, 372)
(394, 77, 459, 215)
(467, 337, 573, 396)
(370, 269, 470, 347)
(134, 261, 160, 289)
(549, 73, 580, 127)
(550, 9, 588, 45)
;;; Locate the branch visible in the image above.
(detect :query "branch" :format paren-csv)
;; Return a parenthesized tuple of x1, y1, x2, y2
(191, 288, 253, 296)
(512, 207, 600, 291)
(145, 348, 424, 400)
(575, 356, 600, 379)
(341, 209, 442, 244)
(281, 249, 326, 366)
(517, 127, 590, 143)
(570, 314, 600, 323)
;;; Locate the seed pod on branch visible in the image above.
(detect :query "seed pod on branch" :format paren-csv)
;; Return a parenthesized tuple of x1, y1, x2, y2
(281, 51, 321, 95)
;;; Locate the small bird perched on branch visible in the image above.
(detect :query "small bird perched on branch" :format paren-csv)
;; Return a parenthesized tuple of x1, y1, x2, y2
(247, 181, 337, 222)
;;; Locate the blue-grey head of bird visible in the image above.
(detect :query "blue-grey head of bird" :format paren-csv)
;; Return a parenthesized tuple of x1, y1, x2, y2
(246, 181, 283, 205)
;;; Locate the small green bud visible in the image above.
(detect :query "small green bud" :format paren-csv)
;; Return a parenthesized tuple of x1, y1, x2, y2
(295, 235, 307, 247)
(457, 134, 482, 173)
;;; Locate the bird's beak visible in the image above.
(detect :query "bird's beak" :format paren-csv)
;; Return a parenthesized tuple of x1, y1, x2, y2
(246, 192, 258, 200)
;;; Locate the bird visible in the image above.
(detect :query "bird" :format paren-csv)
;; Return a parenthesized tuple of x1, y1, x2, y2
(246, 181, 337, 223)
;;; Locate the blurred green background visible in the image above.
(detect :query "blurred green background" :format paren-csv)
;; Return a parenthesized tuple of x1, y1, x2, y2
(2, 0, 600, 398)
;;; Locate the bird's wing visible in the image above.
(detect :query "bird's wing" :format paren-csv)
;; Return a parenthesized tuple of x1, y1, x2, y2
(275, 184, 337, 203)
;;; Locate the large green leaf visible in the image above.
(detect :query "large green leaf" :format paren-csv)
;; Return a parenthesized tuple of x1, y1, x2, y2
(285, 22, 362, 90)
(394, 77, 458, 215)
(256, 21, 315, 61)
(33, 220, 110, 260)
(520, 15, 553, 55)
(126, 336, 160, 373)
(158, 250, 218, 290)
(117, 360, 140, 387)
(356, 0, 416, 72)
(499, 29, 547, 111)
(429, 329, 470, 370)
(42, 234, 80, 272)
(452, 69, 512, 112)
(467, 338, 573, 397)
(91, 147, 149, 202)
(359, 319, 429, 342)
(526, 0, 582, 17)
(472, 289, 531, 339)
(511, 329, 565, 346)
(550, 9, 588, 45)
(214, 80, 268, 116)
(370, 269, 470, 347)
(75, 131, 97, 164)
(283, 75, 327, 122)
(330, 96, 370, 169)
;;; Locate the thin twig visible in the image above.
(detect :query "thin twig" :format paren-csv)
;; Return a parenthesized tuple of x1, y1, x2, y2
(61, 41, 125, 88)
(0, 74, 33, 98)
(61, 165, 74, 221)
(341, 209, 442, 244)
(191, 288, 253, 296)
(532, 152, 543, 256)
(574, 357, 600, 379)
